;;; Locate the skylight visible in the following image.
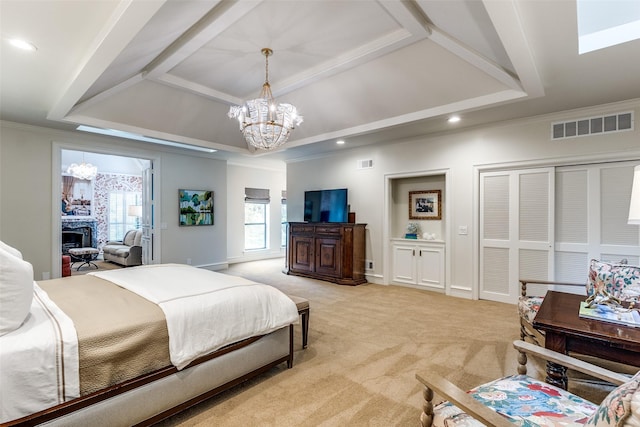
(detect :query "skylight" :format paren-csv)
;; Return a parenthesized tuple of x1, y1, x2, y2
(577, 0, 640, 54)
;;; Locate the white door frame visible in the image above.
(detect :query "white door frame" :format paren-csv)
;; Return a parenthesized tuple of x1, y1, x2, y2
(383, 168, 451, 293)
(52, 142, 161, 278)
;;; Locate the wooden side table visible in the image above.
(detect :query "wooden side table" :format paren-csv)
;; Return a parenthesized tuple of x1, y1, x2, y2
(532, 291, 640, 389)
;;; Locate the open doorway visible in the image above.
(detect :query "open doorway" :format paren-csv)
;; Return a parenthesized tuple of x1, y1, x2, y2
(60, 150, 151, 275)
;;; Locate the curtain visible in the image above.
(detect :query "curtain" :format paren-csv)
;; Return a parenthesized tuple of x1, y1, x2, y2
(62, 175, 76, 201)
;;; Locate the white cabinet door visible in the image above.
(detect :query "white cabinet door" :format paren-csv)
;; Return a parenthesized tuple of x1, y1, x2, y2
(392, 241, 445, 291)
(416, 245, 445, 290)
(392, 243, 417, 284)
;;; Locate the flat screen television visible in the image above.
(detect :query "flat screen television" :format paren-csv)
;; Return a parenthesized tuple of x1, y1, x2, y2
(304, 188, 348, 223)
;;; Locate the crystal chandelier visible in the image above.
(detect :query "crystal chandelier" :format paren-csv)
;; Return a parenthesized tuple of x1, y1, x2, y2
(67, 154, 97, 180)
(228, 48, 303, 150)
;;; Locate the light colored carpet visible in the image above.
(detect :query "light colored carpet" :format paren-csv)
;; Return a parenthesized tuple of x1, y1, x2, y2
(151, 258, 613, 426)
(70, 259, 123, 275)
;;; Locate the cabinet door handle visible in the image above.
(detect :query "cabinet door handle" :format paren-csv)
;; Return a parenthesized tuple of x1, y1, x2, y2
(419, 250, 422, 256)
(412, 249, 415, 256)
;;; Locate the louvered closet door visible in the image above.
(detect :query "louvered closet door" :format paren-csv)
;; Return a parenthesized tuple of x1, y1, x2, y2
(480, 168, 554, 303)
(555, 161, 640, 282)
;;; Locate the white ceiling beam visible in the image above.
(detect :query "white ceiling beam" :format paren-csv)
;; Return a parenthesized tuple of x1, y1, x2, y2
(377, 0, 431, 38)
(153, 73, 244, 105)
(272, 28, 422, 97)
(150, 0, 432, 101)
(66, 1, 259, 117)
(428, 26, 523, 91)
(253, 0, 431, 97)
(482, 0, 544, 97)
(284, 89, 527, 149)
(143, 1, 262, 79)
(47, 0, 167, 121)
(68, 73, 146, 116)
(63, 114, 249, 154)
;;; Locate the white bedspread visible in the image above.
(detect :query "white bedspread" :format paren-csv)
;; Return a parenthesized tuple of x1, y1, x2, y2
(0, 283, 79, 423)
(90, 264, 298, 369)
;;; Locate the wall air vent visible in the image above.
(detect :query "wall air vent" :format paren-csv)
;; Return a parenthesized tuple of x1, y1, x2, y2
(357, 159, 373, 169)
(551, 111, 633, 140)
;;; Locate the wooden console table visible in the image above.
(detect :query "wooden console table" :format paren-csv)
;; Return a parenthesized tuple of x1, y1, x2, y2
(285, 222, 366, 286)
(532, 291, 640, 389)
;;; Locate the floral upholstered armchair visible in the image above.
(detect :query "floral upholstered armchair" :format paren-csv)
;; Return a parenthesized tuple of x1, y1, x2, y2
(518, 279, 584, 346)
(518, 259, 640, 347)
(416, 340, 639, 427)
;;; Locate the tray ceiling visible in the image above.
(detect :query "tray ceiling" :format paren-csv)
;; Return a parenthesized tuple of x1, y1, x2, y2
(1, 0, 639, 161)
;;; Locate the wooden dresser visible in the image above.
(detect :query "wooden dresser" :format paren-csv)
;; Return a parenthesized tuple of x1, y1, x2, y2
(285, 222, 367, 286)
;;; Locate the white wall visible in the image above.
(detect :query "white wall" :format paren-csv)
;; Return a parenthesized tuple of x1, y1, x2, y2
(287, 99, 640, 296)
(3, 98, 639, 287)
(0, 121, 286, 279)
(391, 175, 445, 239)
(226, 163, 286, 263)
(1, 123, 54, 275)
(158, 152, 227, 268)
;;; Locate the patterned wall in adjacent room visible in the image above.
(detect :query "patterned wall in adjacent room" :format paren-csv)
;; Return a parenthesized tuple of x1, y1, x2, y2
(93, 173, 142, 250)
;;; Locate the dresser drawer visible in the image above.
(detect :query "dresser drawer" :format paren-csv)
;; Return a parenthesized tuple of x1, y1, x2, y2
(314, 226, 341, 235)
(290, 224, 315, 234)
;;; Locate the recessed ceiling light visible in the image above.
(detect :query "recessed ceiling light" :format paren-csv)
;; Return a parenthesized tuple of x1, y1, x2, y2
(448, 116, 461, 123)
(336, 140, 345, 145)
(8, 38, 37, 51)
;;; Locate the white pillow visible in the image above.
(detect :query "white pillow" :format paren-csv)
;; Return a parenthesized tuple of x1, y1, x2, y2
(0, 246, 33, 336)
(0, 240, 22, 259)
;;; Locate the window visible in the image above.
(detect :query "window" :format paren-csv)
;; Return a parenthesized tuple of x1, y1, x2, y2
(281, 191, 287, 248)
(108, 191, 140, 240)
(245, 188, 270, 250)
(577, 0, 640, 54)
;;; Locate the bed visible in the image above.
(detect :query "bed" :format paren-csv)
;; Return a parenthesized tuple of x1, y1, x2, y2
(0, 242, 298, 427)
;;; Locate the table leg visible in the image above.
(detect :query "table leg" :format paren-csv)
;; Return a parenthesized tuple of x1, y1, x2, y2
(544, 332, 568, 390)
(545, 361, 567, 390)
(72, 253, 99, 270)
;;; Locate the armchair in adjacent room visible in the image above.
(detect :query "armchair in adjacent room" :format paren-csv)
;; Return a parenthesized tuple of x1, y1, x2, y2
(102, 229, 143, 267)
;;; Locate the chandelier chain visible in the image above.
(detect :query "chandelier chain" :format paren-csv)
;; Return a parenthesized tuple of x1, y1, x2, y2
(264, 50, 269, 85)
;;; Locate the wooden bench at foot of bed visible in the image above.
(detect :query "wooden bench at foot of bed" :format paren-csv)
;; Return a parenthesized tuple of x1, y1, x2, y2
(289, 295, 309, 349)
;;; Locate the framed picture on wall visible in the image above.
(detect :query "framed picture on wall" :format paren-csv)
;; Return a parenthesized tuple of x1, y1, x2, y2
(179, 189, 214, 226)
(409, 190, 441, 220)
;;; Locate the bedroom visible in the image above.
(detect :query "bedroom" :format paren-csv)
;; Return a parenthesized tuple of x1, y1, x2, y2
(1, 0, 639, 294)
(1, 0, 640, 425)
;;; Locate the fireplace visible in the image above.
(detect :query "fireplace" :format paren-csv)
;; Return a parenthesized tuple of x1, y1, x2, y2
(61, 219, 97, 254)
(62, 230, 85, 254)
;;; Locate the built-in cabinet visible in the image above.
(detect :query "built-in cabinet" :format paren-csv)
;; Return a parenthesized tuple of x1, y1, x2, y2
(391, 238, 445, 291)
(286, 222, 367, 286)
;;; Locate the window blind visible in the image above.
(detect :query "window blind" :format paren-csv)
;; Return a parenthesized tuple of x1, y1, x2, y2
(245, 188, 270, 204)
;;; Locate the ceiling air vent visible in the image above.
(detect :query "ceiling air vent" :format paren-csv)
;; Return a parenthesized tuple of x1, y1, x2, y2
(357, 159, 373, 169)
(551, 111, 633, 140)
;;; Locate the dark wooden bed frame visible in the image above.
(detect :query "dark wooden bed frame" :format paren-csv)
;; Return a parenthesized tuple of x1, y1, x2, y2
(3, 325, 294, 427)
